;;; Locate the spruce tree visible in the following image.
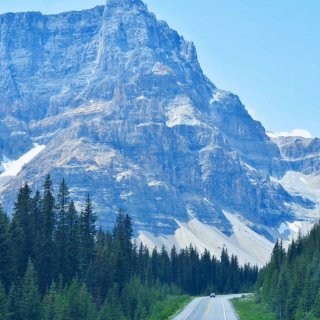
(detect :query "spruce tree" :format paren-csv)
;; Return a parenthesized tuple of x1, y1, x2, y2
(99, 284, 126, 320)
(18, 259, 41, 320)
(30, 191, 42, 262)
(10, 184, 32, 278)
(80, 194, 97, 274)
(0, 282, 9, 320)
(64, 278, 97, 320)
(55, 179, 70, 284)
(0, 204, 12, 289)
(41, 284, 58, 320)
(38, 175, 56, 292)
(312, 289, 320, 318)
(65, 201, 80, 283)
(7, 283, 20, 320)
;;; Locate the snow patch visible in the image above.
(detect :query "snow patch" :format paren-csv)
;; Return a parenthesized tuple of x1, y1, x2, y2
(136, 95, 148, 101)
(148, 180, 165, 188)
(152, 62, 172, 76)
(272, 171, 320, 220)
(276, 220, 314, 245)
(274, 171, 320, 204)
(137, 122, 163, 128)
(209, 91, 221, 104)
(278, 222, 289, 234)
(166, 96, 203, 128)
(116, 170, 134, 182)
(266, 131, 280, 139)
(287, 220, 314, 237)
(241, 161, 257, 172)
(120, 191, 133, 199)
(0, 144, 45, 178)
(267, 129, 313, 139)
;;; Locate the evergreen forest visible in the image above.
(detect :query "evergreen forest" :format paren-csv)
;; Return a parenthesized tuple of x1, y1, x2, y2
(0, 176, 258, 319)
(257, 222, 320, 320)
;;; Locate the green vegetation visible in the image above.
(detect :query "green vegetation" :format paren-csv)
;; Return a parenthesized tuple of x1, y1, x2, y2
(0, 175, 258, 319)
(255, 222, 320, 320)
(149, 295, 191, 320)
(232, 295, 277, 320)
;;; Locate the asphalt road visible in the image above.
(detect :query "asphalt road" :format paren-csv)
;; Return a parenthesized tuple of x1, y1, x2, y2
(173, 294, 244, 320)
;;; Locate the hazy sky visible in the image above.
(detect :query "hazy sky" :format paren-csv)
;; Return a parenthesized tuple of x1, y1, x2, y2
(1, 0, 319, 137)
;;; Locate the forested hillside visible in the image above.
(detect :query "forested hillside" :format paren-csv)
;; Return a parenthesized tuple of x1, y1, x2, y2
(257, 223, 320, 320)
(0, 176, 257, 320)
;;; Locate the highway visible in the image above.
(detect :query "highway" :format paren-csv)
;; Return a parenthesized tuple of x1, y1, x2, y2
(173, 294, 244, 320)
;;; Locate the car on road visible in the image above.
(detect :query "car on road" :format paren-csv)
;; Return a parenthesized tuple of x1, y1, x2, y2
(210, 293, 216, 298)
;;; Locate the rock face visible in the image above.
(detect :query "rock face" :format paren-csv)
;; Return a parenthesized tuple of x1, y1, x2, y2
(0, 0, 319, 264)
(273, 136, 320, 175)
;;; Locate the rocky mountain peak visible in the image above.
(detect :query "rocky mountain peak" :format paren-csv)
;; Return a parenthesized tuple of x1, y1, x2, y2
(0, 0, 318, 266)
(105, 0, 146, 10)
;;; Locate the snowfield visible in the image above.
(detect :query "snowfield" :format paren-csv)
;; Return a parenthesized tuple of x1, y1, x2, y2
(0, 144, 46, 189)
(272, 171, 320, 219)
(0, 144, 45, 178)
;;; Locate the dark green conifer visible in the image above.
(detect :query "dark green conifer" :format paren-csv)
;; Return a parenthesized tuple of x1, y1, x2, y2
(38, 175, 56, 292)
(18, 259, 41, 320)
(0, 204, 12, 289)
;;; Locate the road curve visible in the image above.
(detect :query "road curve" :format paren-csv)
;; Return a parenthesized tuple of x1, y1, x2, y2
(173, 294, 244, 320)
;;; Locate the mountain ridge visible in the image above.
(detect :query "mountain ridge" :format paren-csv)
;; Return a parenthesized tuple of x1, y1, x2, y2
(0, 0, 318, 265)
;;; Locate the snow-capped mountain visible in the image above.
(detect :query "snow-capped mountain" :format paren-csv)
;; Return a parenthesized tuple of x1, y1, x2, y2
(0, 0, 319, 265)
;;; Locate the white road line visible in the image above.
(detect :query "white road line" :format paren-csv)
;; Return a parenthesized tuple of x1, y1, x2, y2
(182, 298, 203, 320)
(222, 298, 227, 320)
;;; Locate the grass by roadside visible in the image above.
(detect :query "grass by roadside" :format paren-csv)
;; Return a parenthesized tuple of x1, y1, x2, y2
(149, 295, 192, 320)
(232, 295, 277, 320)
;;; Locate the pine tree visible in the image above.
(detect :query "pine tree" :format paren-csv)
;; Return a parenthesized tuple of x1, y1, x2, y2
(170, 246, 178, 284)
(80, 194, 97, 275)
(199, 249, 211, 292)
(99, 284, 126, 320)
(0, 282, 10, 320)
(0, 204, 12, 289)
(10, 184, 32, 278)
(30, 191, 42, 262)
(55, 179, 71, 284)
(7, 283, 20, 320)
(18, 259, 41, 320)
(65, 201, 80, 283)
(64, 278, 97, 320)
(220, 248, 230, 292)
(112, 211, 133, 285)
(312, 289, 320, 318)
(41, 283, 58, 320)
(158, 245, 170, 283)
(38, 175, 56, 292)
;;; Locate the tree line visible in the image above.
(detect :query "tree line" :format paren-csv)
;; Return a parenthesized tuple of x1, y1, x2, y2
(0, 176, 258, 319)
(257, 222, 320, 320)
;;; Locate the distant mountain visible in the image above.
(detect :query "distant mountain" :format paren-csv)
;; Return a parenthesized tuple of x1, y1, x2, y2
(0, 0, 319, 265)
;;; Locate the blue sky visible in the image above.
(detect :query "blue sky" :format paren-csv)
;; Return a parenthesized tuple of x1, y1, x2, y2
(1, 0, 319, 137)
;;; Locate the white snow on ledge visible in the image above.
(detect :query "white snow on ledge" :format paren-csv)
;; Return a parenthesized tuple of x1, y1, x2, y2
(266, 129, 313, 139)
(166, 96, 202, 128)
(209, 92, 221, 104)
(0, 144, 46, 178)
(152, 62, 172, 76)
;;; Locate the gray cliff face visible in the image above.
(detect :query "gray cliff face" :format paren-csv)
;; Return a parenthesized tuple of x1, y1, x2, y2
(273, 136, 320, 175)
(0, 0, 318, 241)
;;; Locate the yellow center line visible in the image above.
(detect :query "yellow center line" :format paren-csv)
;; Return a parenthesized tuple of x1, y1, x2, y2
(203, 298, 213, 320)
